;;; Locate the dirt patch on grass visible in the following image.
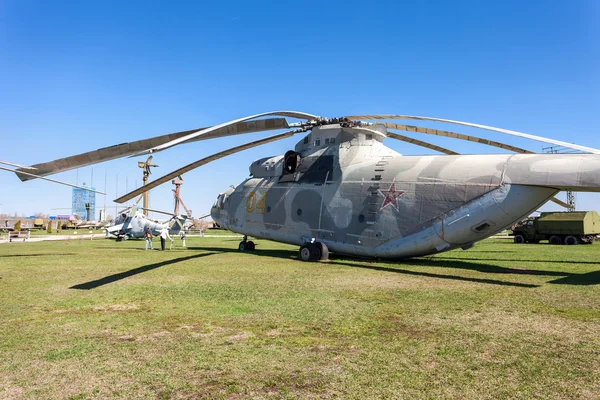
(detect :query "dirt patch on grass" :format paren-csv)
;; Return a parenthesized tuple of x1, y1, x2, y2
(225, 331, 253, 343)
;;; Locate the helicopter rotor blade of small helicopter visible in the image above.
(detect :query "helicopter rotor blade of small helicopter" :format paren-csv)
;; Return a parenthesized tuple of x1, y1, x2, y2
(114, 129, 303, 204)
(0, 165, 106, 194)
(386, 132, 459, 155)
(383, 123, 534, 154)
(134, 110, 320, 156)
(347, 115, 600, 155)
(15, 117, 292, 181)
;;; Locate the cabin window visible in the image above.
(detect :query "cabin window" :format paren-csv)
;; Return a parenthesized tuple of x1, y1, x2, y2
(303, 135, 309, 144)
(366, 134, 373, 140)
(325, 138, 330, 144)
(314, 139, 320, 146)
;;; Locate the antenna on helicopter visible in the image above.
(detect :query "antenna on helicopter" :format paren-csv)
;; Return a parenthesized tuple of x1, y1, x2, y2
(138, 156, 159, 216)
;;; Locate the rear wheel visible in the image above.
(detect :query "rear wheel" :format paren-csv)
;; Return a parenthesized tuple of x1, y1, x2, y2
(315, 242, 329, 261)
(299, 243, 322, 262)
(549, 235, 563, 245)
(564, 235, 579, 245)
(513, 234, 526, 244)
(246, 241, 256, 250)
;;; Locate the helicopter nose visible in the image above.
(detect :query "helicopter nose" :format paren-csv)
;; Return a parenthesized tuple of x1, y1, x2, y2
(211, 188, 234, 227)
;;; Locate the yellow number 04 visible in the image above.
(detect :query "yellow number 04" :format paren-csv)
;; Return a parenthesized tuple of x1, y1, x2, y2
(246, 193, 267, 214)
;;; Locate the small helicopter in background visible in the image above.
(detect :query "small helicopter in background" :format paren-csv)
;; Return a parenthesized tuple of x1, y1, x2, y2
(15, 111, 600, 260)
(105, 205, 188, 241)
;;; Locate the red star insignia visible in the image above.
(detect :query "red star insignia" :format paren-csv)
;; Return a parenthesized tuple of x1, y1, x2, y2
(379, 183, 405, 210)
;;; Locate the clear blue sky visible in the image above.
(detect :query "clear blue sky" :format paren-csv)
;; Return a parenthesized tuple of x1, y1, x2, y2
(1, 0, 599, 218)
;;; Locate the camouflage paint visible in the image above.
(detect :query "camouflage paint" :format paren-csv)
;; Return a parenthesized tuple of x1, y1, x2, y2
(211, 123, 600, 259)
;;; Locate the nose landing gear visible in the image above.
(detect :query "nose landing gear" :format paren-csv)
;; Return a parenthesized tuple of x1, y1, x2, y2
(238, 236, 256, 251)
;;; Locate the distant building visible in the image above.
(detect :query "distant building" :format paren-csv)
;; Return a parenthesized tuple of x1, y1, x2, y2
(72, 185, 96, 220)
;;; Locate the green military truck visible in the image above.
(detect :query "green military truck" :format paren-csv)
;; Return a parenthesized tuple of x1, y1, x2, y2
(511, 211, 600, 245)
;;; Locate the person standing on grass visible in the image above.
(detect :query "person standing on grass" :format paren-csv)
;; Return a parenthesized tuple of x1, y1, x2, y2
(159, 226, 173, 251)
(144, 226, 153, 250)
(179, 230, 186, 247)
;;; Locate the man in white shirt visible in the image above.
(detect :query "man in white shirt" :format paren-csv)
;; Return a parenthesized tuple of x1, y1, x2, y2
(159, 227, 172, 251)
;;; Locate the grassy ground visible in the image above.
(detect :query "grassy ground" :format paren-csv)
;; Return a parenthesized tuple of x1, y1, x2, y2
(0, 236, 599, 399)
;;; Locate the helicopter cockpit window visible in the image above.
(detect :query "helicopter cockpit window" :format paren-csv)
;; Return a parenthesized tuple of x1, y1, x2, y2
(214, 193, 226, 210)
(283, 150, 299, 174)
(303, 136, 309, 144)
(280, 154, 334, 184)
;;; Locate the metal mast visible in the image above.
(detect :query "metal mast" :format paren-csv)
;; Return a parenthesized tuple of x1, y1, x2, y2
(543, 145, 577, 211)
(138, 156, 159, 216)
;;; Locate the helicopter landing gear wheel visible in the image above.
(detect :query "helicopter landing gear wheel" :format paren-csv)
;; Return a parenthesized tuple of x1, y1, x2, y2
(299, 242, 327, 262)
(238, 236, 255, 252)
(315, 242, 329, 261)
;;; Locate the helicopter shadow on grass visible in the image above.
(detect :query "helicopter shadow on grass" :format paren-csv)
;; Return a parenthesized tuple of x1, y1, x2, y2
(191, 245, 600, 286)
(189, 246, 542, 288)
(334, 256, 600, 287)
(70, 252, 219, 290)
(431, 255, 600, 266)
(0, 253, 77, 258)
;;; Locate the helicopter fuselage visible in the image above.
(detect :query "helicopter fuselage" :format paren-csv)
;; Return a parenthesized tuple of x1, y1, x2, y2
(211, 123, 600, 259)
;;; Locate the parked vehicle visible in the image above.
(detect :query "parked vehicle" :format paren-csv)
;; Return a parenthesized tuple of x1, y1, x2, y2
(511, 211, 600, 245)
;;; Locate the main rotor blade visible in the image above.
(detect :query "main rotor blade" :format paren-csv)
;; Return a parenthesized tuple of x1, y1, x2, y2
(114, 129, 301, 203)
(348, 115, 600, 154)
(135, 110, 319, 156)
(0, 160, 36, 170)
(0, 165, 106, 194)
(386, 132, 458, 155)
(15, 117, 291, 181)
(383, 123, 534, 154)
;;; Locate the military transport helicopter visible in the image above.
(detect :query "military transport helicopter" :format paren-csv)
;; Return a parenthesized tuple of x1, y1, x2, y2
(15, 111, 600, 260)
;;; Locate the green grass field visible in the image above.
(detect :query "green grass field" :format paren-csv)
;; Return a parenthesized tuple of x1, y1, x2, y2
(1, 236, 599, 399)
